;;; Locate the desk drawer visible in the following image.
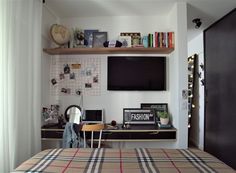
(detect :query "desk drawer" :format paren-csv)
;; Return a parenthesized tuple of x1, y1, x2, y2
(101, 131, 176, 140)
(41, 131, 63, 139)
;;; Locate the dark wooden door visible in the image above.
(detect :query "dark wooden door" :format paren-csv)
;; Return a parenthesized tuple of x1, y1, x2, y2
(204, 9, 236, 169)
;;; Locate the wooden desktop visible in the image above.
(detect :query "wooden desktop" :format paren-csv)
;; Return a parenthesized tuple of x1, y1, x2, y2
(41, 124, 176, 142)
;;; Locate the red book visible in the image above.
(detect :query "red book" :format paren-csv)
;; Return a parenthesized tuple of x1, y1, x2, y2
(169, 32, 174, 48)
(155, 32, 158, 48)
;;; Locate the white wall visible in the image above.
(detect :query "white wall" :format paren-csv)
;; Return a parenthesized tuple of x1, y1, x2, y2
(168, 2, 188, 149)
(188, 32, 204, 150)
(42, 5, 59, 108)
(44, 2, 189, 149)
(41, 5, 61, 149)
(61, 16, 171, 40)
(56, 54, 170, 125)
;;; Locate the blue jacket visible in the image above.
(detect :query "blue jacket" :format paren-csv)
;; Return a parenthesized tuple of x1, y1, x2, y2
(62, 122, 85, 148)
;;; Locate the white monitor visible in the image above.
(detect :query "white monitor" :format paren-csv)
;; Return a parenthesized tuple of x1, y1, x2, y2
(81, 109, 103, 124)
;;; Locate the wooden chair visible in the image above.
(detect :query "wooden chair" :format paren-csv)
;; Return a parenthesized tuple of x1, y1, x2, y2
(81, 124, 104, 148)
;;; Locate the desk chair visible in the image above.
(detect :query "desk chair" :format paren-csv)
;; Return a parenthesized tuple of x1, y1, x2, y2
(81, 124, 104, 148)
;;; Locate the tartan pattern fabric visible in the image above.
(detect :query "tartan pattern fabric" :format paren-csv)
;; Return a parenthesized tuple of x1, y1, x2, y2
(13, 148, 235, 173)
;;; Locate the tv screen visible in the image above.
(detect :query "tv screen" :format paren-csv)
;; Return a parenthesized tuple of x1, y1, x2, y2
(107, 56, 166, 91)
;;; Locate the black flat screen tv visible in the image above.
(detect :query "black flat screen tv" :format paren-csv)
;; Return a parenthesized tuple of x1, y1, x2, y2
(107, 56, 166, 91)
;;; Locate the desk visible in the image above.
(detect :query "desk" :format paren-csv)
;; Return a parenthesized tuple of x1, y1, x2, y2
(41, 124, 176, 142)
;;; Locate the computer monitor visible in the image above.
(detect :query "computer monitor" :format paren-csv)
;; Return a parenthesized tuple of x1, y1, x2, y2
(81, 109, 103, 124)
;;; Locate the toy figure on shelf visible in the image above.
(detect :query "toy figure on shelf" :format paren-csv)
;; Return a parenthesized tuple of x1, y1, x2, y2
(73, 28, 85, 47)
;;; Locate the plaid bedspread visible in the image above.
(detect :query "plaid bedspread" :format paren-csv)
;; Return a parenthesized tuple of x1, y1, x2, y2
(13, 148, 235, 173)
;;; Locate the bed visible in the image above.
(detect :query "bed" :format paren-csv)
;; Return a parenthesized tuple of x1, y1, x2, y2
(13, 148, 235, 173)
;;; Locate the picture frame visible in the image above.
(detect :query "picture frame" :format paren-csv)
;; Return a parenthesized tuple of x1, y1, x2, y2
(120, 32, 141, 46)
(73, 29, 85, 47)
(84, 29, 98, 47)
(140, 103, 168, 122)
(93, 32, 107, 48)
(119, 36, 132, 47)
(123, 108, 155, 125)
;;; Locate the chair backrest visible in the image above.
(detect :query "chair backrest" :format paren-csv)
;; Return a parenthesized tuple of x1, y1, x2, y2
(81, 123, 104, 148)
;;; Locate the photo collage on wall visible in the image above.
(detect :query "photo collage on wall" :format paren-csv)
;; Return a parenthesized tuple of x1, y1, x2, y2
(50, 57, 101, 96)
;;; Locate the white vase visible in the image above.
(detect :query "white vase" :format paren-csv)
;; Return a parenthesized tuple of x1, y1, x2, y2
(160, 118, 169, 125)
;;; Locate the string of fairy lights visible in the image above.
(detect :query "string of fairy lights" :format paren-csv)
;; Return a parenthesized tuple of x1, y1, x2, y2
(188, 54, 196, 128)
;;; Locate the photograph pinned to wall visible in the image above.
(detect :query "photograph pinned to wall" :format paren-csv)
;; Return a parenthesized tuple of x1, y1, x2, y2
(84, 29, 98, 47)
(66, 88, 71, 94)
(80, 70, 85, 76)
(75, 89, 81, 95)
(51, 78, 57, 85)
(93, 75, 98, 83)
(59, 73, 65, 80)
(119, 36, 131, 47)
(61, 88, 71, 94)
(86, 69, 92, 76)
(71, 63, 81, 69)
(70, 72, 75, 79)
(93, 32, 107, 47)
(64, 64, 70, 74)
(85, 83, 92, 88)
(61, 88, 67, 93)
(89, 63, 97, 72)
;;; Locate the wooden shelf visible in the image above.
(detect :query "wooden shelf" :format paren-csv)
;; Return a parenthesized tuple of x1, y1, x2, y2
(43, 47, 174, 55)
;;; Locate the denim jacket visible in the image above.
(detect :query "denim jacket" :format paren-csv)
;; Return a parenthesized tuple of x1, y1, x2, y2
(62, 122, 85, 148)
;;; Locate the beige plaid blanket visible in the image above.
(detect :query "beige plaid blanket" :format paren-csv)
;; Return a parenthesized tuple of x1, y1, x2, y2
(14, 148, 235, 173)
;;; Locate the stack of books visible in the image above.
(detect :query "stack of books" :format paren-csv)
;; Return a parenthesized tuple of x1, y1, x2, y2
(148, 32, 174, 48)
(157, 122, 172, 129)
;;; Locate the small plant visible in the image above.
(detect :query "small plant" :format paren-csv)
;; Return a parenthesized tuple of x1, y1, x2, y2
(158, 111, 170, 125)
(158, 111, 169, 119)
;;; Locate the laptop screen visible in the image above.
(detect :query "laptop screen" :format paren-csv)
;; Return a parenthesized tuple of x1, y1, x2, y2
(82, 110, 103, 123)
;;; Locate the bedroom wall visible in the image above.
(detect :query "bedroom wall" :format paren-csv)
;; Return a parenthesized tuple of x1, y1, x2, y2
(52, 55, 170, 124)
(41, 5, 59, 109)
(44, 2, 188, 148)
(188, 33, 204, 150)
(54, 14, 171, 124)
(168, 2, 188, 148)
(41, 5, 60, 149)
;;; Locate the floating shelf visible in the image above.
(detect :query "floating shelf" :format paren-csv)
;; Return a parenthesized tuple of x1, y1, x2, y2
(43, 47, 174, 55)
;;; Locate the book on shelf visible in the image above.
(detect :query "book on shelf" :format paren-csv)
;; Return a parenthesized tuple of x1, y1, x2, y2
(148, 33, 153, 47)
(151, 32, 174, 48)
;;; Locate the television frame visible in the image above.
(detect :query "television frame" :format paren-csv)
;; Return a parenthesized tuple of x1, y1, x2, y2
(107, 56, 166, 91)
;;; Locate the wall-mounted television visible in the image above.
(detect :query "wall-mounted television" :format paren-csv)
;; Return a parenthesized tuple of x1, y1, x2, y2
(107, 56, 166, 91)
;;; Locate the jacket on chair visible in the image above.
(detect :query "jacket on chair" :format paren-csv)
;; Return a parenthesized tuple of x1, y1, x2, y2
(62, 122, 85, 148)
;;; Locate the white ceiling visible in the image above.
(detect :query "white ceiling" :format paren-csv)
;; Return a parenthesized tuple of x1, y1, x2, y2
(45, 0, 236, 41)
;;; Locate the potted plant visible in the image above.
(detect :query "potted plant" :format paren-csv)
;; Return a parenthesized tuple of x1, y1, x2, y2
(158, 111, 170, 125)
